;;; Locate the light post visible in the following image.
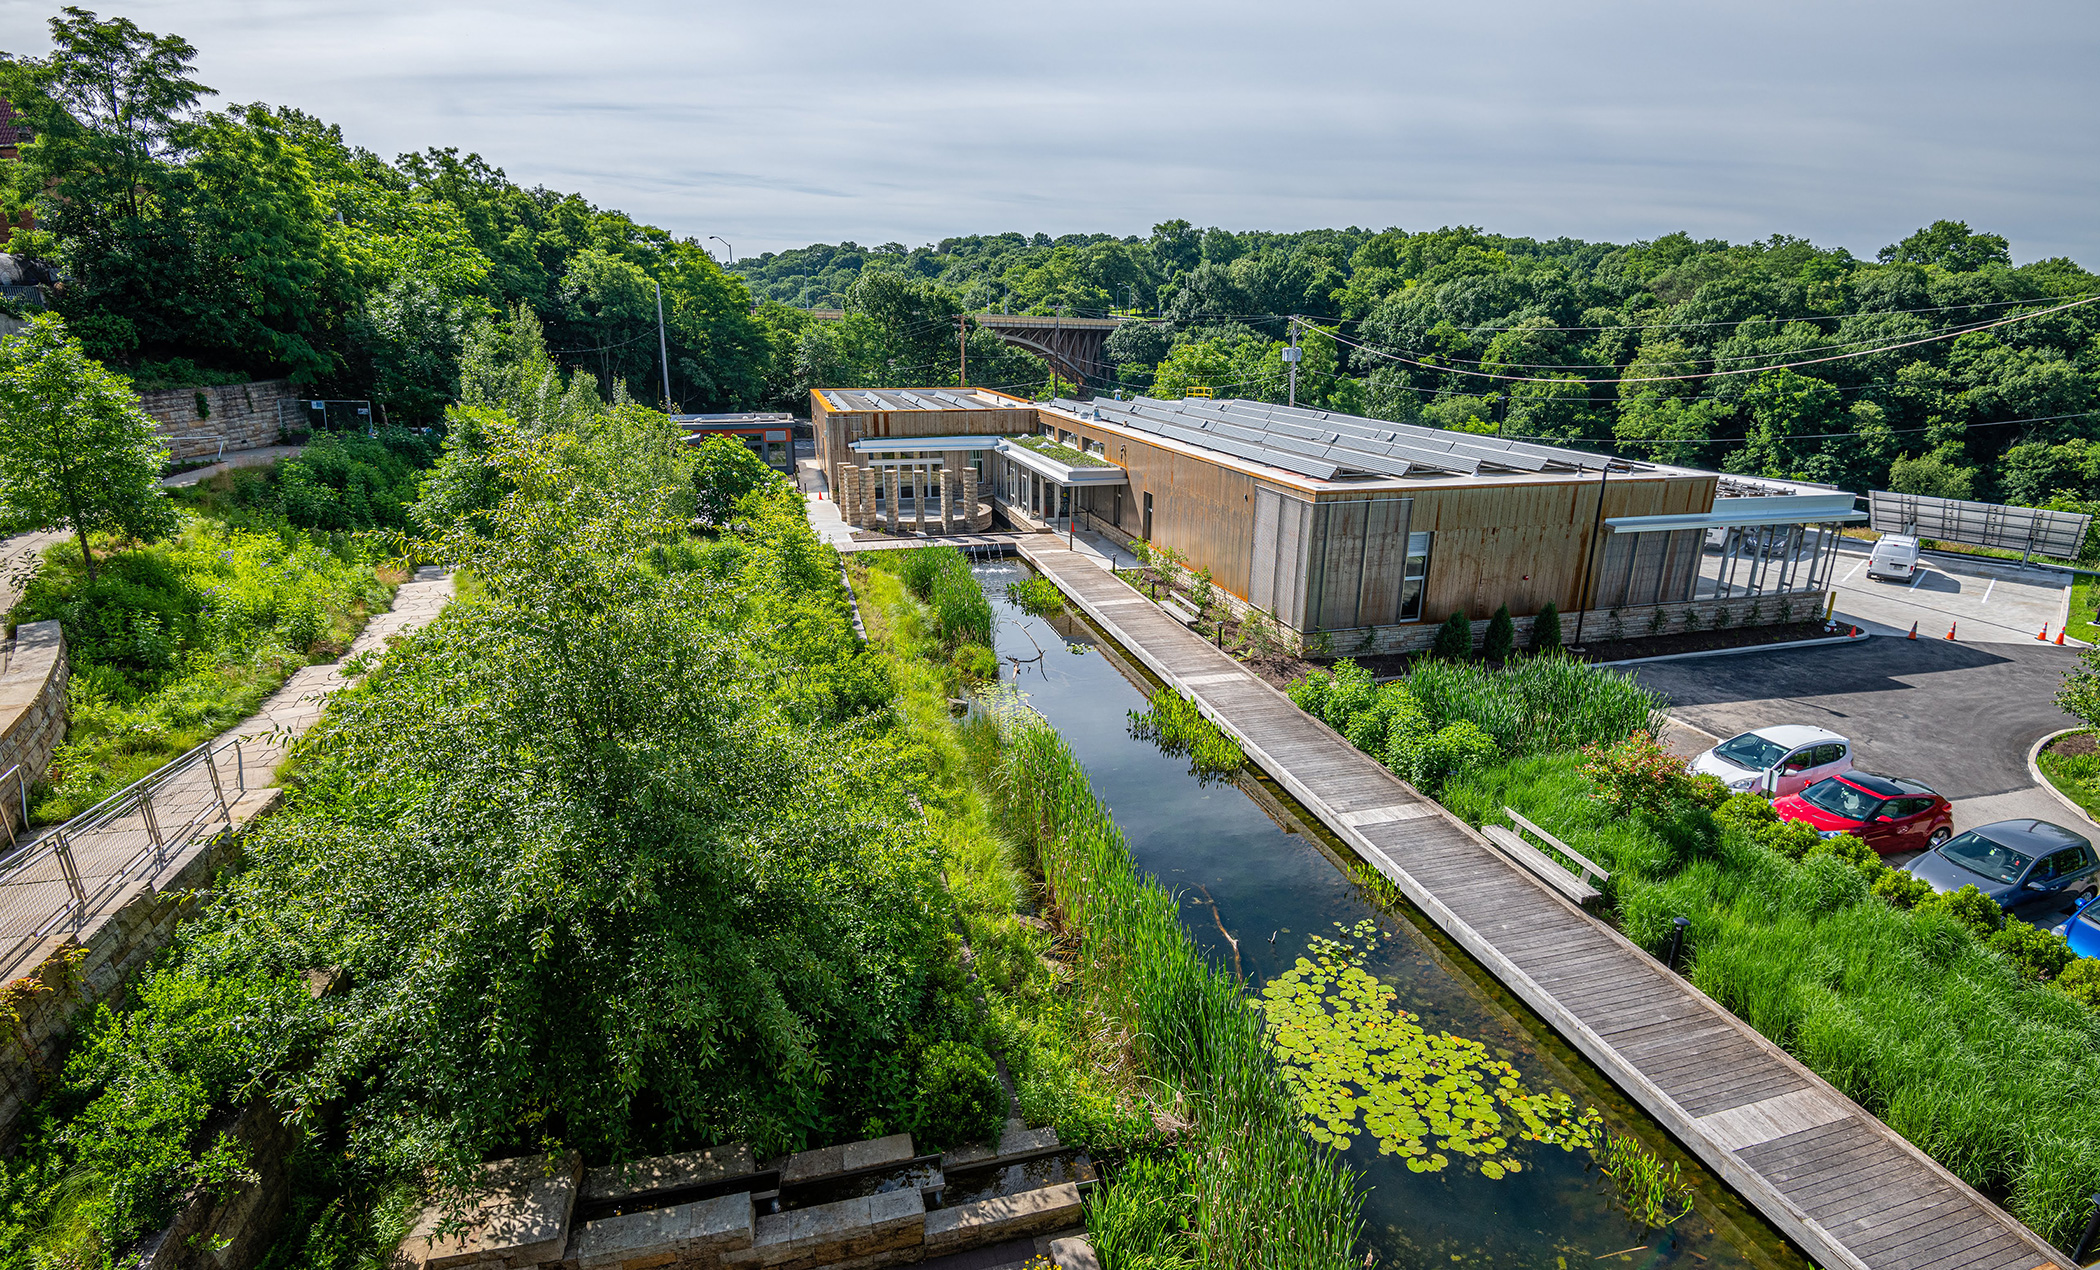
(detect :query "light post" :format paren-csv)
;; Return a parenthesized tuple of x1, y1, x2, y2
(709, 236, 733, 266)
(653, 280, 672, 413)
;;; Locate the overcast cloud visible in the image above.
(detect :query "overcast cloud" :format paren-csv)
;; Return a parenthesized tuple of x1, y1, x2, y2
(1, 0, 2094, 265)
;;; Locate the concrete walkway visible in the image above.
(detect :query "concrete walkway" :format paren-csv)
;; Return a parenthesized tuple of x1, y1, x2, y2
(0, 569, 453, 981)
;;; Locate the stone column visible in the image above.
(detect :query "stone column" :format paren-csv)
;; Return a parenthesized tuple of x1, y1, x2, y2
(884, 467, 901, 532)
(962, 470, 980, 532)
(913, 464, 927, 531)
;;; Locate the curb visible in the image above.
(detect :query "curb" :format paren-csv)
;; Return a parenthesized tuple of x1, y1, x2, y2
(1593, 630, 1871, 668)
(2025, 728, 2100, 834)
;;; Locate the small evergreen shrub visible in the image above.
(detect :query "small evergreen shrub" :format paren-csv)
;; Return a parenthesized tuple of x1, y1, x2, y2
(1987, 922, 2074, 981)
(1484, 604, 1516, 661)
(1871, 869, 1933, 909)
(1432, 610, 1472, 659)
(1532, 602, 1561, 652)
(1914, 884, 2003, 938)
(1802, 832, 1884, 883)
(2057, 958, 2100, 1009)
(913, 1042, 1006, 1149)
(1714, 792, 1778, 834)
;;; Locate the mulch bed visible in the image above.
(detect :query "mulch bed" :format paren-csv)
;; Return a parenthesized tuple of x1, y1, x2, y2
(2048, 732, 2099, 759)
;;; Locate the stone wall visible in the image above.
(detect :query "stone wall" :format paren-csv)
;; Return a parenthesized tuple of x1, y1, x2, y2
(0, 620, 66, 838)
(131, 1095, 300, 1270)
(0, 790, 278, 1150)
(137, 380, 293, 463)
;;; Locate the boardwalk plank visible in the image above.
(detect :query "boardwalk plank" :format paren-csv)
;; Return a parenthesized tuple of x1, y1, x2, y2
(1022, 545, 2073, 1270)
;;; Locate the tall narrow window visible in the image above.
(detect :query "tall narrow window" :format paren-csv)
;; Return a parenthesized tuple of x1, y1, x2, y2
(1399, 532, 1432, 621)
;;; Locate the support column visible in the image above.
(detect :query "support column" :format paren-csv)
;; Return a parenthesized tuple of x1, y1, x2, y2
(962, 470, 979, 531)
(914, 464, 927, 531)
(884, 467, 901, 532)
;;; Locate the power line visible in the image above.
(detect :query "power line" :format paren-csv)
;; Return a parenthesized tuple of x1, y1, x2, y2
(1322, 295, 2100, 386)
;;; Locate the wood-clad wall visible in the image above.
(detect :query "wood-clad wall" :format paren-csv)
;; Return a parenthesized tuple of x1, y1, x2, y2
(810, 392, 1036, 470)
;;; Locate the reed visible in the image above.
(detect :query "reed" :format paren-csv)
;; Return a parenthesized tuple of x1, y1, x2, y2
(983, 696, 1362, 1270)
(1128, 687, 1246, 782)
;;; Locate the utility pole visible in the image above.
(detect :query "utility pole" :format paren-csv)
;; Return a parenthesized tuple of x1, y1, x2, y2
(654, 279, 673, 413)
(1283, 316, 1302, 408)
(958, 314, 967, 385)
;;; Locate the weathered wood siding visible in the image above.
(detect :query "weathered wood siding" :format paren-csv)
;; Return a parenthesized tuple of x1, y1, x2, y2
(810, 391, 1036, 471)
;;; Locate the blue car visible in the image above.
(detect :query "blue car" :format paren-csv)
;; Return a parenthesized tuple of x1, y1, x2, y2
(1904, 819, 2100, 916)
(2053, 896, 2100, 959)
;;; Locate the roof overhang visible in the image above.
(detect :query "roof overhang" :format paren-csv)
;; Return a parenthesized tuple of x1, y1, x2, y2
(850, 435, 1006, 454)
(1607, 493, 1864, 533)
(997, 438, 1129, 485)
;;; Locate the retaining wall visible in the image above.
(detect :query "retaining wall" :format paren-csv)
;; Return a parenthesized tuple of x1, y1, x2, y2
(0, 789, 278, 1150)
(0, 620, 66, 837)
(137, 380, 293, 462)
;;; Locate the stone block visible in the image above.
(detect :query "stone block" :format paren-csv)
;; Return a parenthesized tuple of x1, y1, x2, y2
(1049, 1234, 1101, 1270)
(923, 1183, 1082, 1253)
(399, 1152, 581, 1269)
(581, 1145, 757, 1205)
(564, 1192, 753, 1270)
(996, 1123, 1057, 1158)
(840, 1134, 915, 1174)
(776, 1145, 844, 1187)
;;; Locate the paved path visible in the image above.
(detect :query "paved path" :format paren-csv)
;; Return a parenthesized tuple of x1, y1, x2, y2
(0, 570, 452, 981)
(1017, 540, 2077, 1270)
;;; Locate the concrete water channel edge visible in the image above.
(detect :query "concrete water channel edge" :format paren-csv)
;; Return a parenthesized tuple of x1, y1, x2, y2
(1002, 536, 2078, 1270)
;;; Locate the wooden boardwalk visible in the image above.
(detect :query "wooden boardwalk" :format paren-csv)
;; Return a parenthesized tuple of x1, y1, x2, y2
(1014, 541, 2077, 1270)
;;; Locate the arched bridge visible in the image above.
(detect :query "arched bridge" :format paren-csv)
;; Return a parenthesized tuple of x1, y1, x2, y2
(971, 314, 1125, 390)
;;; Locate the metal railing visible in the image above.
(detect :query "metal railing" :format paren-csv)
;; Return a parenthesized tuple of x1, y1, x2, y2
(0, 739, 244, 983)
(0, 763, 25, 852)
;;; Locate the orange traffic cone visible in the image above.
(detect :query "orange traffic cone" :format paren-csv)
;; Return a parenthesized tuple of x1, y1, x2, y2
(1850, 625, 1860, 637)
(2057, 628, 2068, 645)
(2039, 625, 2050, 640)
(1946, 622, 1956, 639)
(1908, 622, 1919, 639)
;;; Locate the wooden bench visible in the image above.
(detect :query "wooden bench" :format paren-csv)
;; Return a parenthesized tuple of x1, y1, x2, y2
(1479, 806, 1610, 907)
(1158, 597, 1202, 626)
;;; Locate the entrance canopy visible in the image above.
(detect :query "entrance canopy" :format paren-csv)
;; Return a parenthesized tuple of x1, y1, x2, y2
(1603, 493, 1864, 534)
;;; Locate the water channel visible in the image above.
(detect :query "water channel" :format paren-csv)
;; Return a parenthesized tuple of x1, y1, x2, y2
(970, 558, 1816, 1270)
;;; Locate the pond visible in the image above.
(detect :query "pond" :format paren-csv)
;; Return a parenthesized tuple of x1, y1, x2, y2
(970, 558, 1812, 1270)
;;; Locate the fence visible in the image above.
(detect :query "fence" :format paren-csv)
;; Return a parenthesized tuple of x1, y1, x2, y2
(0, 739, 243, 985)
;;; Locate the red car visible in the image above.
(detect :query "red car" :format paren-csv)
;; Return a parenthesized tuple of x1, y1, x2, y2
(1772, 771, 1953, 855)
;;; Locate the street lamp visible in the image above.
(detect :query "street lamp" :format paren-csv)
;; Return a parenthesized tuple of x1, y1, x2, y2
(709, 236, 733, 265)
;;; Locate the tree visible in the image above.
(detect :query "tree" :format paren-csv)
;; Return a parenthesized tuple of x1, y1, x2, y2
(1877, 221, 2011, 273)
(1484, 604, 1516, 661)
(1888, 449, 1976, 500)
(1432, 610, 1472, 659)
(0, 314, 177, 583)
(1531, 602, 1562, 652)
(692, 435, 775, 526)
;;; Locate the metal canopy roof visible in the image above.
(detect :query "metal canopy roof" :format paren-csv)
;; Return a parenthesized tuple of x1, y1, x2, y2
(821, 388, 1019, 412)
(850, 435, 1007, 453)
(1057, 397, 1645, 480)
(1606, 493, 1866, 533)
(997, 439, 1130, 485)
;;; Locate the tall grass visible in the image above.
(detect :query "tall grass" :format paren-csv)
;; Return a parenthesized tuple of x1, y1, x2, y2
(1401, 655, 1667, 755)
(1128, 687, 1245, 783)
(984, 699, 1361, 1270)
(1444, 751, 2100, 1247)
(889, 546, 991, 647)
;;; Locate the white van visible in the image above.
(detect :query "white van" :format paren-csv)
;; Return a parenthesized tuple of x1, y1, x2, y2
(1866, 534, 1920, 582)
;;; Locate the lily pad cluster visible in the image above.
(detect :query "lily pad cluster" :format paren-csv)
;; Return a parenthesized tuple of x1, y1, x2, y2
(1256, 921, 1602, 1175)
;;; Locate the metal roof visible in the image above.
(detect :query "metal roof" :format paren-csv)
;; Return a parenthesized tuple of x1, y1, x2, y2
(820, 388, 1023, 412)
(1605, 493, 1864, 533)
(1055, 397, 1647, 480)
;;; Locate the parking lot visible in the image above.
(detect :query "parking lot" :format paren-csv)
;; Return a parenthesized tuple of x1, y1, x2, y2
(1637, 633, 2094, 923)
(1826, 538, 2076, 644)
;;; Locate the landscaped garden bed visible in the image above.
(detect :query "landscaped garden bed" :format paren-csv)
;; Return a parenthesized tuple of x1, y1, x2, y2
(1291, 652, 2100, 1247)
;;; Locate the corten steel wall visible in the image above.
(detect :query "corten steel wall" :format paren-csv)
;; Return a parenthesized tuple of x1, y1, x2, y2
(0, 620, 66, 837)
(136, 379, 293, 462)
(1059, 413, 1716, 632)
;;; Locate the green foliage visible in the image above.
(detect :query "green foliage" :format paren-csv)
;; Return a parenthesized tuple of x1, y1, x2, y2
(1580, 731, 1701, 814)
(1914, 884, 2005, 938)
(1871, 868, 1934, 909)
(1483, 604, 1515, 661)
(911, 1042, 1005, 1149)
(692, 435, 779, 526)
(1396, 655, 1667, 756)
(1802, 831, 1885, 884)
(1127, 688, 1245, 783)
(1441, 749, 2100, 1246)
(1530, 602, 1561, 652)
(183, 430, 439, 533)
(1431, 610, 1471, 659)
(1255, 920, 1600, 1171)
(2059, 959, 2100, 1010)
(1005, 573, 1064, 616)
(891, 547, 992, 648)
(1595, 1130, 1694, 1230)
(9, 512, 392, 818)
(1988, 922, 2075, 982)
(1396, 721, 1501, 794)
(983, 698, 1363, 1268)
(2057, 648, 2100, 730)
(0, 313, 178, 584)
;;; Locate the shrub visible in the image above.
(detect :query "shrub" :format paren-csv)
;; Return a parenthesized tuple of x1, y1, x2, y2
(1987, 923, 2075, 981)
(1532, 602, 1561, 652)
(1802, 832, 1885, 883)
(1320, 659, 1380, 734)
(1286, 666, 1332, 718)
(1432, 610, 1472, 659)
(1914, 884, 2004, 938)
(896, 548, 992, 647)
(1714, 792, 1778, 834)
(1380, 692, 1435, 774)
(1871, 869, 1934, 909)
(1757, 818, 1824, 862)
(2057, 958, 2100, 1009)
(1404, 721, 1501, 792)
(951, 643, 999, 682)
(1484, 604, 1516, 661)
(1683, 773, 1730, 810)
(1580, 730, 1695, 814)
(912, 1042, 1006, 1149)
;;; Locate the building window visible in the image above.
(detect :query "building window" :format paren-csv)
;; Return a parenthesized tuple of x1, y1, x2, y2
(1399, 532, 1432, 621)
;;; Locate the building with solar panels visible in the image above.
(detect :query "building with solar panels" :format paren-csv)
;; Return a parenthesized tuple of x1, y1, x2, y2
(812, 387, 1866, 652)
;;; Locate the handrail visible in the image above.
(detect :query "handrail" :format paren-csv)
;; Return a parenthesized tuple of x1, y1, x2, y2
(0, 763, 24, 851)
(0, 736, 243, 984)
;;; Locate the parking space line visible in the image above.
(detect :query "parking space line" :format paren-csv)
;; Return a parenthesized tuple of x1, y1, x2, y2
(1982, 578, 1996, 603)
(1909, 568, 1928, 590)
(1843, 557, 1865, 583)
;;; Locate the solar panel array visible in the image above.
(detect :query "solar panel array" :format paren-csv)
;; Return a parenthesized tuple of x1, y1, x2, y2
(1055, 397, 1642, 481)
(823, 389, 1016, 412)
(1868, 490, 2093, 559)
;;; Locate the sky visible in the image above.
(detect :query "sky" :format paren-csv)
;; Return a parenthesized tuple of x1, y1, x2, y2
(2, 0, 2096, 267)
